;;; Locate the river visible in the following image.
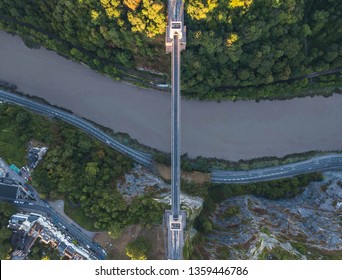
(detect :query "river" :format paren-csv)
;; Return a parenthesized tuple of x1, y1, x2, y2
(1, 30, 341, 161)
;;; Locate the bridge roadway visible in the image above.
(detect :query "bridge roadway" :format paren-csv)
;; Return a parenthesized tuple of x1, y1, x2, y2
(0, 90, 152, 167)
(171, 34, 181, 218)
(211, 154, 342, 184)
(167, 32, 184, 261)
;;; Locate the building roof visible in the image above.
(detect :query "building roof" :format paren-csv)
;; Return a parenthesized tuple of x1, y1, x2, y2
(58, 242, 68, 253)
(27, 214, 41, 223)
(9, 164, 20, 173)
(0, 183, 18, 199)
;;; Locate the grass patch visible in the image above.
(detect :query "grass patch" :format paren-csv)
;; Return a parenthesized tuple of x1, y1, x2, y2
(289, 241, 342, 260)
(306, 246, 342, 260)
(259, 246, 300, 260)
(0, 128, 26, 166)
(260, 227, 271, 236)
(64, 201, 97, 231)
(291, 241, 308, 255)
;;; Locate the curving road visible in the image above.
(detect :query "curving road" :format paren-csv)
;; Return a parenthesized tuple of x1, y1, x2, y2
(0, 89, 152, 167)
(211, 154, 342, 184)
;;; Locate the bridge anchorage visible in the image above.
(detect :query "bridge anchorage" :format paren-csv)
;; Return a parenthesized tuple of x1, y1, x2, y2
(164, 0, 186, 260)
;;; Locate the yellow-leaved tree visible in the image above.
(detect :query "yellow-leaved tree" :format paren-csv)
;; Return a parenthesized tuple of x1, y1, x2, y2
(186, 0, 218, 20)
(127, 0, 166, 38)
(123, 0, 142, 10)
(125, 238, 151, 260)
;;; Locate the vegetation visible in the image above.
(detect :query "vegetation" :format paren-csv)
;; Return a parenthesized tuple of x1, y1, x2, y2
(216, 246, 230, 259)
(0, 202, 16, 259)
(188, 172, 327, 259)
(0, 0, 341, 100)
(63, 201, 98, 231)
(191, 172, 323, 251)
(179, 151, 338, 173)
(259, 246, 300, 260)
(27, 241, 62, 260)
(209, 172, 324, 203)
(222, 206, 240, 218)
(0, 124, 27, 167)
(125, 237, 151, 260)
(290, 241, 342, 260)
(0, 104, 166, 232)
(180, 179, 210, 198)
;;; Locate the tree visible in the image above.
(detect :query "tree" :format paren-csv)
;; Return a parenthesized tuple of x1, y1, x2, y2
(186, 0, 218, 20)
(123, 0, 141, 10)
(126, 238, 151, 260)
(0, 228, 12, 241)
(127, 0, 166, 38)
(229, 0, 253, 9)
(108, 223, 123, 239)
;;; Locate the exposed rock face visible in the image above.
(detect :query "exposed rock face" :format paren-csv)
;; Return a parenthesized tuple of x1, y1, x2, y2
(117, 165, 169, 200)
(205, 172, 342, 260)
(117, 165, 203, 214)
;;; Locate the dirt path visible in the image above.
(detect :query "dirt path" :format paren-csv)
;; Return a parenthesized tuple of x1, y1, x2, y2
(1, 30, 342, 161)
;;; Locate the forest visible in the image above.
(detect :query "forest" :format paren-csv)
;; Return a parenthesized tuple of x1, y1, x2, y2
(0, 0, 341, 100)
(0, 104, 166, 233)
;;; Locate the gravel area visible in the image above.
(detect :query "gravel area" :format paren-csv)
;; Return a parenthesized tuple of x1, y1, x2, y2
(1, 30, 342, 161)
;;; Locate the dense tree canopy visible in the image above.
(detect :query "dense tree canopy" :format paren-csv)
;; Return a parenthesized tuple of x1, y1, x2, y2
(0, 202, 16, 259)
(0, 0, 341, 99)
(0, 104, 166, 231)
(125, 237, 151, 260)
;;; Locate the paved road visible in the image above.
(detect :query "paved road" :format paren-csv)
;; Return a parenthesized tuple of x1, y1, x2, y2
(211, 154, 342, 184)
(0, 89, 152, 167)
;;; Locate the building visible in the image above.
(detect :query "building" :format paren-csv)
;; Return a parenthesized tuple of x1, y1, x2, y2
(8, 213, 92, 260)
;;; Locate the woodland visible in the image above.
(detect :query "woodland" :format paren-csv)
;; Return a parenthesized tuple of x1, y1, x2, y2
(0, 0, 341, 99)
